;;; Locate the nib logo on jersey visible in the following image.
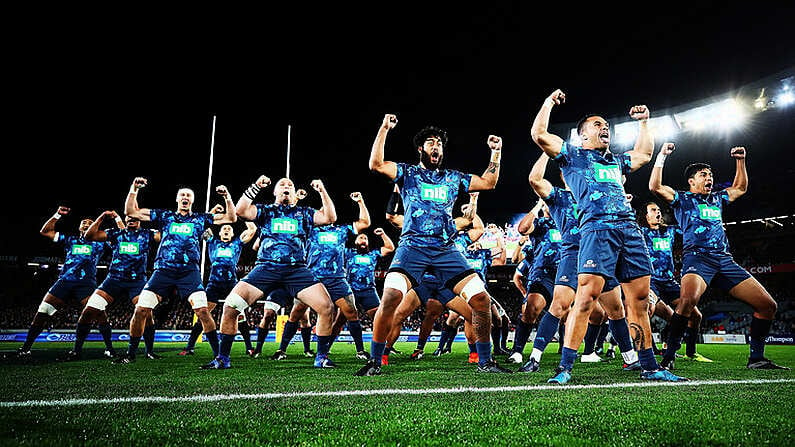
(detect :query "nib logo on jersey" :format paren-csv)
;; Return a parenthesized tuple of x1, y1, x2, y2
(119, 242, 140, 255)
(697, 204, 722, 221)
(71, 245, 92, 255)
(652, 238, 671, 251)
(169, 222, 195, 236)
(420, 183, 448, 203)
(215, 247, 233, 258)
(319, 232, 339, 244)
(272, 218, 298, 235)
(593, 163, 622, 184)
(558, 275, 569, 283)
(582, 259, 597, 268)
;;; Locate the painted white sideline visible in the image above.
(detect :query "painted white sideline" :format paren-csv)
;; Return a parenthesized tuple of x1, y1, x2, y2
(2, 378, 793, 408)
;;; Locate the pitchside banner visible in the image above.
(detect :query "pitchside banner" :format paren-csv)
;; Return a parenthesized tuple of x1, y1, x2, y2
(0, 331, 471, 344)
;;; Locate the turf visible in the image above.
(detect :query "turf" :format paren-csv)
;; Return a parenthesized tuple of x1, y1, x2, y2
(0, 341, 792, 446)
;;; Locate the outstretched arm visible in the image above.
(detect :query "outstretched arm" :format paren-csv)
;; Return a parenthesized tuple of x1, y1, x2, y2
(517, 199, 543, 235)
(530, 89, 566, 158)
(375, 227, 395, 257)
(493, 229, 507, 265)
(312, 180, 337, 225)
(624, 105, 654, 171)
(468, 135, 503, 191)
(236, 175, 271, 221)
(212, 185, 237, 224)
(454, 193, 479, 231)
(350, 192, 371, 233)
(467, 213, 485, 242)
(40, 206, 70, 240)
(125, 177, 152, 221)
(725, 147, 748, 202)
(528, 152, 553, 199)
(85, 211, 120, 242)
(240, 221, 258, 244)
(369, 114, 399, 180)
(648, 143, 677, 203)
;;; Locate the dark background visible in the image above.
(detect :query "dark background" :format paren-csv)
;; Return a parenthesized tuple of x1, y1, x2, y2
(4, 3, 795, 258)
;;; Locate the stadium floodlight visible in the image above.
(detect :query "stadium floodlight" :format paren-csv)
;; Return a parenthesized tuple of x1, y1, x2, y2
(674, 98, 746, 132)
(612, 115, 679, 147)
(776, 90, 794, 106)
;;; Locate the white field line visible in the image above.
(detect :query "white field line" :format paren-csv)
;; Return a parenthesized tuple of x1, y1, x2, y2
(2, 378, 793, 408)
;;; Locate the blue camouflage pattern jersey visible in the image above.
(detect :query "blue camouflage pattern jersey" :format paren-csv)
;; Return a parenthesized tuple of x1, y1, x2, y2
(670, 190, 731, 255)
(544, 186, 580, 249)
(453, 231, 474, 254)
(207, 236, 244, 283)
(54, 234, 108, 281)
(307, 224, 355, 279)
(345, 248, 381, 291)
(393, 163, 472, 247)
(150, 210, 214, 271)
(254, 204, 316, 265)
(463, 248, 492, 282)
(104, 228, 156, 281)
(516, 258, 532, 290)
(529, 217, 562, 272)
(554, 143, 634, 230)
(641, 225, 680, 280)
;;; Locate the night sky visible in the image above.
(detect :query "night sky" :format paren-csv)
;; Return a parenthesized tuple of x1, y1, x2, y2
(5, 4, 795, 257)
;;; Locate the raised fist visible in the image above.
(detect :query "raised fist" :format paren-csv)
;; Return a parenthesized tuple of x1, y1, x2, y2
(374, 228, 384, 236)
(350, 192, 363, 203)
(730, 146, 746, 159)
(104, 210, 119, 219)
(310, 180, 325, 193)
(660, 142, 675, 156)
(132, 177, 148, 190)
(548, 89, 566, 105)
(629, 105, 650, 121)
(215, 185, 229, 197)
(210, 204, 225, 214)
(255, 176, 271, 188)
(56, 206, 71, 216)
(487, 135, 502, 151)
(382, 114, 398, 130)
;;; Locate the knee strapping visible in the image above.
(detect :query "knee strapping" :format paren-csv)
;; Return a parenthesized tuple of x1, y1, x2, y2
(188, 292, 208, 310)
(460, 276, 486, 302)
(384, 272, 409, 295)
(38, 302, 57, 316)
(226, 292, 249, 312)
(86, 294, 109, 311)
(137, 291, 159, 309)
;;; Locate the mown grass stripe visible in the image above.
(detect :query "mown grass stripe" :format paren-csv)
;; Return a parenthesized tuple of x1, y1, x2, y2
(3, 378, 793, 408)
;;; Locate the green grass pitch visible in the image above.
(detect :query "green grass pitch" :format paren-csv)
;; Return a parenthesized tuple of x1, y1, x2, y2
(0, 341, 793, 446)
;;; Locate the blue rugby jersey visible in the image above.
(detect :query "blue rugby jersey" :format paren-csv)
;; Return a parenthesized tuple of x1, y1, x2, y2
(54, 234, 108, 281)
(105, 228, 156, 281)
(529, 217, 562, 273)
(640, 225, 680, 281)
(150, 209, 214, 271)
(463, 247, 492, 282)
(307, 224, 355, 279)
(393, 163, 472, 247)
(207, 236, 244, 283)
(515, 258, 532, 289)
(254, 203, 316, 265)
(670, 190, 731, 255)
(553, 143, 635, 230)
(544, 186, 581, 249)
(345, 248, 381, 291)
